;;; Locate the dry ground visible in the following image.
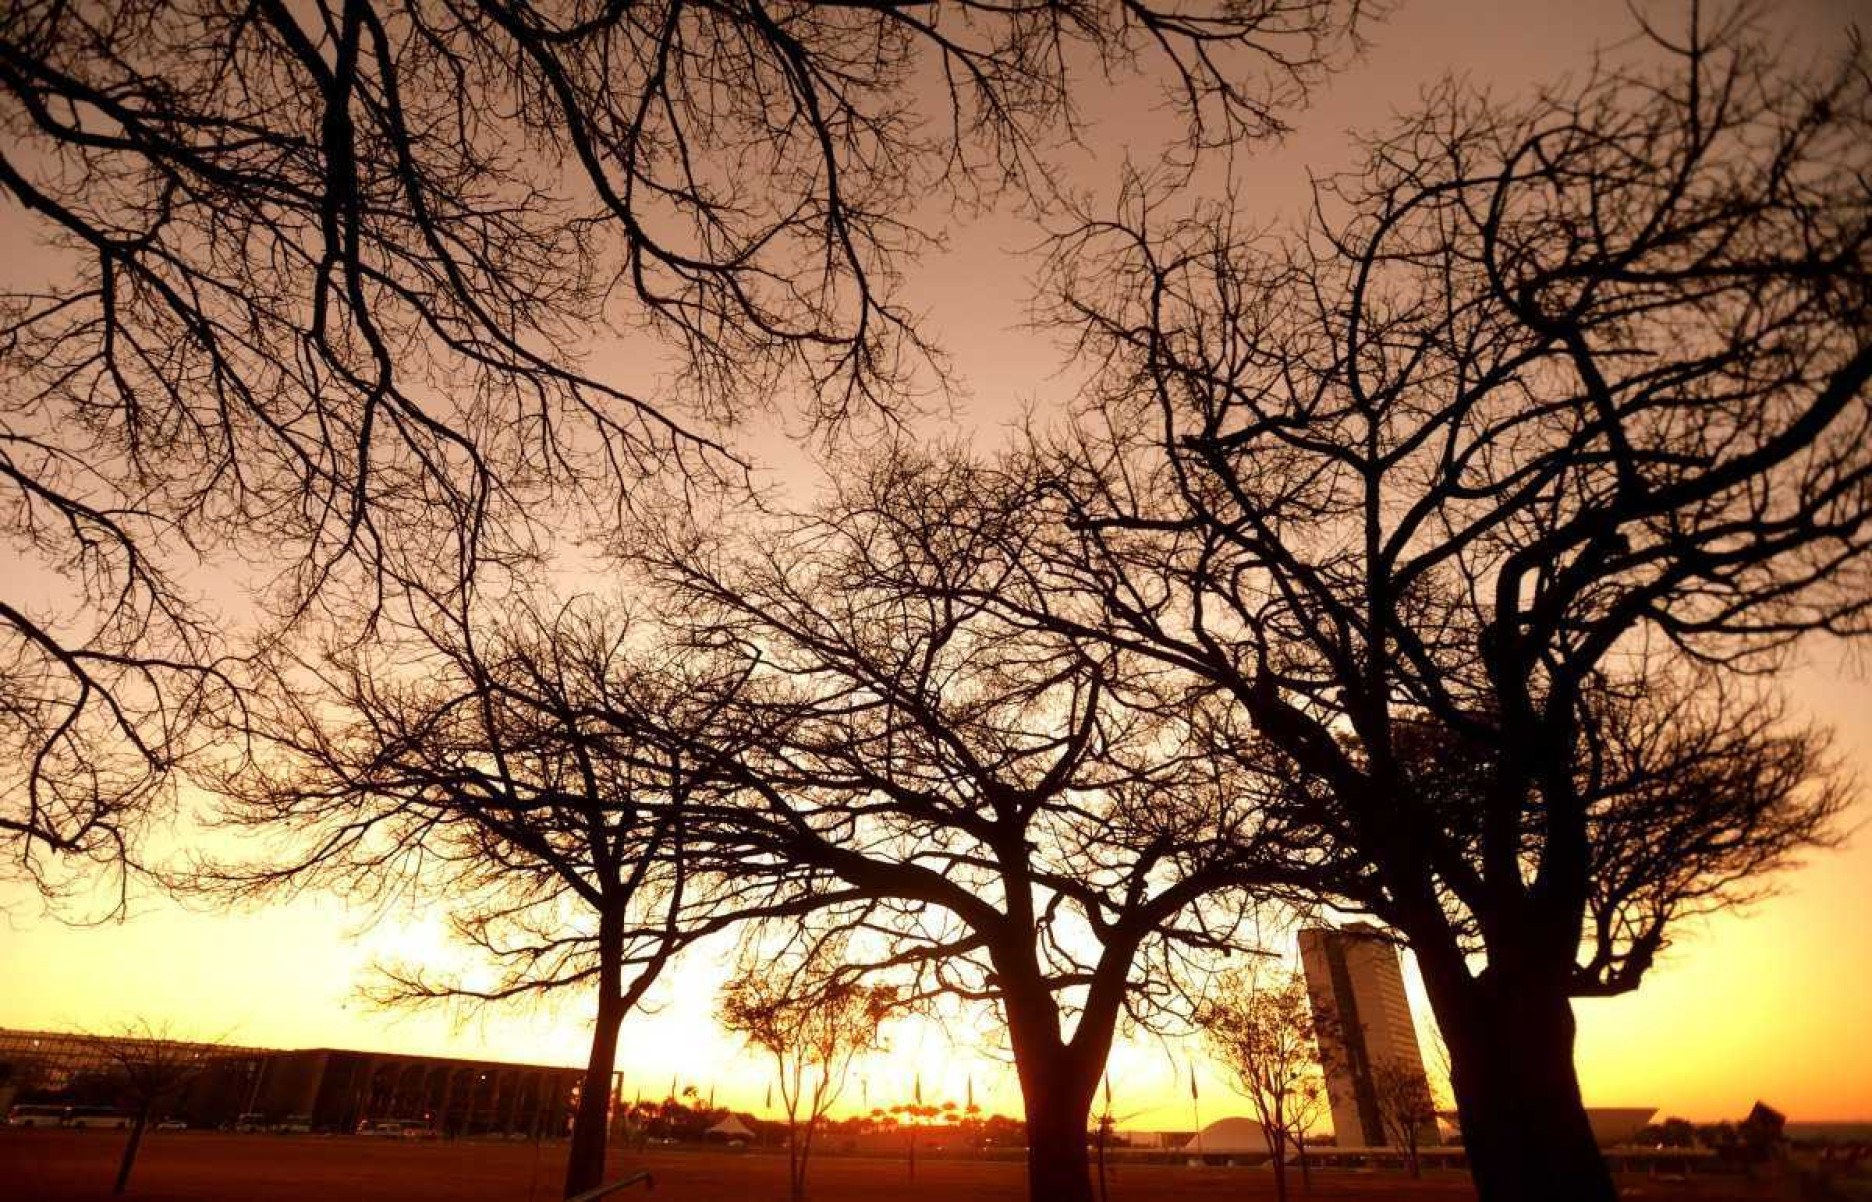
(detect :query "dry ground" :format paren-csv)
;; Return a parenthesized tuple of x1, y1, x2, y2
(0, 1129, 1770, 1202)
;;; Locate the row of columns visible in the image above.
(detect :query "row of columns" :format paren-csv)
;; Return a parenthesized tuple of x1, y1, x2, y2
(333, 1058, 574, 1137)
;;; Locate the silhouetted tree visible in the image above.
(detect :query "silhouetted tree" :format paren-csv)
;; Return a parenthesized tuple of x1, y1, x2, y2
(1021, 9, 1868, 1200)
(207, 593, 830, 1198)
(718, 943, 891, 1201)
(627, 1089, 728, 1142)
(1367, 1057, 1435, 1177)
(0, 0, 1366, 898)
(1636, 1116, 1700, 1148)
(91, 1023, 220, 1195)
(641, 456, 1330, 1202)
(1198, 969, 1331, 1201)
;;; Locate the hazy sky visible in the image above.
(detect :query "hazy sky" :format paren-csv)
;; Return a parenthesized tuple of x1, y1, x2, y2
(4, 0, 1870, 1134)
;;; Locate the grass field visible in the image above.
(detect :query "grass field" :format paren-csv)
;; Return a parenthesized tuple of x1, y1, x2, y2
(1, 1129, 1775, 1202)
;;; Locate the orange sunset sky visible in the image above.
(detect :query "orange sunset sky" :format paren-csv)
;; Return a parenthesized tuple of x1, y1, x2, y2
(3, 0, 1870, 1136)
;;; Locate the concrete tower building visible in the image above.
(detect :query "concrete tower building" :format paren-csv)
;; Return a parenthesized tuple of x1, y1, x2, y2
(1297, 923, 1439, 1149)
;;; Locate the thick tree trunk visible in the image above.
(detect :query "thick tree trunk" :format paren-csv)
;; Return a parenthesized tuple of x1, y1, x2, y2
(563, 991, 626, 1199)
(1426, 964, 1616, 1202)
(1003, 996, 1100, 1198)
(1005, 1010, 1098, 1202)
(993, 930, 1130, 1202)
(1022, 1079, 1095, 1202)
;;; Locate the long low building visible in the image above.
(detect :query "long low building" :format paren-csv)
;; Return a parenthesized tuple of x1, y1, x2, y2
(0, 1027, 581, 1137)
(248, 1047, 580, 1136)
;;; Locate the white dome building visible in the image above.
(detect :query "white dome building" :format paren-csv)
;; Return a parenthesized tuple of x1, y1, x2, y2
(1181, 1116, 1291, 1163)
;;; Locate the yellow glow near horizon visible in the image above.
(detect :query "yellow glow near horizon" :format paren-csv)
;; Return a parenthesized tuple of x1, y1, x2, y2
(7, 858, 1870, 1128)
(6, 713, 1871, 1133)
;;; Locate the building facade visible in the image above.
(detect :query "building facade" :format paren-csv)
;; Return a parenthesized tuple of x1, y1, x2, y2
(249, 1047, 578, 1136)
(1297, 924, 1439, 1149)
(0, 1028, 578, 1136)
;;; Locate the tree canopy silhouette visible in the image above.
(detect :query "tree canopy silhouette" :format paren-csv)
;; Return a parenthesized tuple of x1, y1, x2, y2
(207, 593, 837, 1197)
(641, 453, 1332, 1202)
(0, 0, 1364, 897)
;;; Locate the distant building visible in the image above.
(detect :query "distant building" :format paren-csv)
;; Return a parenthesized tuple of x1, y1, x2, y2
(0, 1028, 269, 1127)
(1434, 1106, 1658, 1148)
(1586, 1107, 1659, 1147)
(0, 1027, 579, 1136)
(704, 1113, 755, 1143)
(1181, 1116, 1285, 1162)
(1298, 924, 1439, 1149)
(243, 1046, 579, 1136)
(1115, 1128, 1193, 1150)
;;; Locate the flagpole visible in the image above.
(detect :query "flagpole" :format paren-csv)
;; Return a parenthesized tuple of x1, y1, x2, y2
(1190, 1061, 1204, 1161)
(909, 1071, 923, 1184)
(1097, 1071, 1114, 1202)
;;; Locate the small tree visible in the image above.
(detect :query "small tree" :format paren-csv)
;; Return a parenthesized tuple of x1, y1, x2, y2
(719, 952, 890, 1202)
(1368, 1058, 1437, 1178)
(92, 1024, 219, 1195)
(1199, 970, 1332, 1202)
(210, 595, 823, 1198)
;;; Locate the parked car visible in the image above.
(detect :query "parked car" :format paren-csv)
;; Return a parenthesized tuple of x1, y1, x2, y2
(154, 1119, 188, 1131)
